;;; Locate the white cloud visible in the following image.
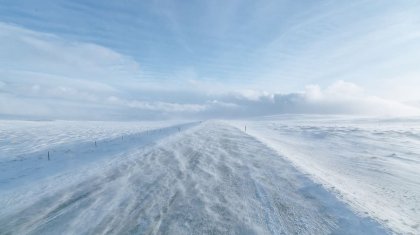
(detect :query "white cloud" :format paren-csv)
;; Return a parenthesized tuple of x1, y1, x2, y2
(325, 80, 364, 97)
(303, 85, 323, 100)
(203, 81, 420, 117)
(1, 22, 419, 120)
(106, 96, 206, 113)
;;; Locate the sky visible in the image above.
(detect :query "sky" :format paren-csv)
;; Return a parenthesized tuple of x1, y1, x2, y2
(1, 0, 420, 120)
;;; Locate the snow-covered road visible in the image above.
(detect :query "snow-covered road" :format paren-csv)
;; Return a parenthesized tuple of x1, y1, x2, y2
(0, 121, 389, 234)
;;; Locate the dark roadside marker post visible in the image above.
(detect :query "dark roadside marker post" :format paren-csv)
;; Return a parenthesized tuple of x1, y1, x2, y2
(48, 151, 50, 161)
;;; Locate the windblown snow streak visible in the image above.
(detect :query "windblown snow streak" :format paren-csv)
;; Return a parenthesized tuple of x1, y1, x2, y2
(0, 120, 389, 234)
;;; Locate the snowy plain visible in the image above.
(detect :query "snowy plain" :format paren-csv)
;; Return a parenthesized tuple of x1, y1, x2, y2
(231, 115, 420, 235)
(0, 117, 417, 234)
(0, 120, 193, 191)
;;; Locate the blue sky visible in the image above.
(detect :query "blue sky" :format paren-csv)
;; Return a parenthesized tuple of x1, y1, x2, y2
(1, 0, 420, 119)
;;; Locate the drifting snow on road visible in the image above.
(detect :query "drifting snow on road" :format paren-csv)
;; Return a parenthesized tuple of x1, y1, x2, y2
(0, 120, 389, 234)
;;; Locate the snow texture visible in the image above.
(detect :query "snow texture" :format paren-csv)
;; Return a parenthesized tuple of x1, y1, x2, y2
(0, 118, 409, 234)
(231, 115, 420, 235)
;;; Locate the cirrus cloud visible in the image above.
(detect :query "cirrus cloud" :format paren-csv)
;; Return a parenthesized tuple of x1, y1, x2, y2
(1, 22, 419, 120)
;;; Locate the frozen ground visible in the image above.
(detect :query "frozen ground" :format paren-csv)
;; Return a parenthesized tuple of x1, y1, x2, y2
(0, 118, 406, 234)
(231, 115, 420, 235)
(0, 120, 192, 191)
(0, 120, 188, 160)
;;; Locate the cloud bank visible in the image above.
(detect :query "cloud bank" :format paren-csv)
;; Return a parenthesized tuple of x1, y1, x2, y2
(1, 23, 419, 120)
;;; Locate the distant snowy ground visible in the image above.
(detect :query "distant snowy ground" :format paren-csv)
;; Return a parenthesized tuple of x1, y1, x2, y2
(230, 115, 420, 235)
(0, 120, 192, 191)
(0, 120, 188, 160)
(0, 118, 409, 234)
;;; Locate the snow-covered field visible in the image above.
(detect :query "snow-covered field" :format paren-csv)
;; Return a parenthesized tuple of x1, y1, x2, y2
(0, 117, 418, 234)
(0, 120, 193, 191)
(231, 115, 420, 235)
